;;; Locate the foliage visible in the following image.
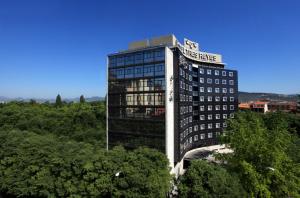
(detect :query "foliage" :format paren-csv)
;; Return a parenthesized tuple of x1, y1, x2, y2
(0, 101, 106, 147)
(177, 160, 245, 198)
(220, 111, 300, 197)
(80, 95, 85, 103)
(0, 130, 171, 197)
(55, 94, 62, 107)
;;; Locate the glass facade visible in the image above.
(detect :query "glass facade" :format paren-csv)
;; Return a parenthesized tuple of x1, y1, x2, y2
(108, 47, 166, 152)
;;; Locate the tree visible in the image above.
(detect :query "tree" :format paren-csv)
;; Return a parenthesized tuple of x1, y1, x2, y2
(80, 95, 85, 103)
(177, 160, 245, 198)
(220, 111, 300, 197)
(297, 94, 300, 113)
(55, 94, 62, 107)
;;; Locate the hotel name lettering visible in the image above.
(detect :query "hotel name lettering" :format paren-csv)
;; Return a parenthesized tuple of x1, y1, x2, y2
(177, 41, 222, 64)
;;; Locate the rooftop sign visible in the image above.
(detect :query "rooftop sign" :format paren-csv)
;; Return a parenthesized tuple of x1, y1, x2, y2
(177, 39, 222, 64)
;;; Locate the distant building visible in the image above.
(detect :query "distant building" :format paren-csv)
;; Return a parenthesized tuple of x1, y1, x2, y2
(107, 35, 238, 175)
(239, 100, 297, 113)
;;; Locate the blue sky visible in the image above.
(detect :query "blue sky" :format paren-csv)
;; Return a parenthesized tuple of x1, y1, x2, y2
(0, 0, 299, 98)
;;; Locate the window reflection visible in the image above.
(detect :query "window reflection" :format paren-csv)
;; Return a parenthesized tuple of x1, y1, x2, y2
(144, 64, 154, 77)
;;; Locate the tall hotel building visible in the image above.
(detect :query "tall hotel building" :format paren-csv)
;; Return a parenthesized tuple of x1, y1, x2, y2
(107, 35, 238, 173)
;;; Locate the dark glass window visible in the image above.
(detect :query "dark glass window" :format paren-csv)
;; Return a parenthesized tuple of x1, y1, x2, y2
(125, 54, 134, 65)
(144, 64, 154, 77)
(134, 66, 143, 78)
(144, 93, 155, 105)
(144, 51, 154, 63)
(154, 78, 165, 90)
(117, 56, 124, 66)
(155, 63, 165, 76)
(135, 52, 143, 64)
(155, 93, 165, 106)
(144, 78, 154, 91)
(154, 49, 165, 61)
(133, 79, 144, 91)
(109, 56, 116, 67)
(125, 67, 134, 78)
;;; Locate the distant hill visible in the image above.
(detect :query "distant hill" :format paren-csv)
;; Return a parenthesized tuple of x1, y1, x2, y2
(238, 91, 298, 103)
(0, 96, 105, 103)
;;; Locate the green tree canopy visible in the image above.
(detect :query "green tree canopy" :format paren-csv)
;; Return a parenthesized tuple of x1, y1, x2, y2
(178, 160, 245, 198)
(55, 94, 62, 107)
(80, 95, 85, 103)
(220, 111, 300, 197)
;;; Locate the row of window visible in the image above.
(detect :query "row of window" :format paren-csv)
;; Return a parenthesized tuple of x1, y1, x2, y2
(179, 67, 234, 78)
(109, 78, 165, 92)
(199, 68, 234, 77)
(199, 87, 235, 94)
(180, 95, 235, 102)
(180, 113, 234, 128)
(109, 64, 165, 79)
(200, 78, 234, 85)
(199, 105, 235, 111)
(181, 131, 221, 152)
(109, 49, 165, 67)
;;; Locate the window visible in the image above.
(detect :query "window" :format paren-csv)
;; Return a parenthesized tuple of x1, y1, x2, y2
(199, 68, 204, 74)
(180, 68, 183, 76)
(230, 88, 234, 93)
(215, 97, 220, 102)
(189, 85, 192, 91)
(144, 51, 154, 62)
(230, 105, 235, 110)
(200, 87, 204, 92)
(189, 64, 192, 71)
(222, 88, 227, 93)
(223, 114, 227, 119)
(216, 114, 220, 119)
(216, 123, 220, 128)
(215, 70, 219, 75)
(154, 49, 165, 61)
(144, 65, 154, 77)
(215, 79, 219, 84)
(200, 96, 204, 102)
(189, 96, 192, 101)
(200, 124, 205, 130)
(125, 67, 134, 78)
(189, 127, 192, 133)
(207, 78, 212, 84)
(222, 71, 226, 76)
(208, 133, 213, 138)
(208, 123, 212, 129)
(189, 137, 192, 143)
(207, 69, 211, 75)
(208, 87, 212, 92)
(216, 132, 221, 136)
(222, 79, 227, 85)
(200, 78, 204, 83)
(223, 97, 227, 102)
(229, 72, 233, 77)
(223, 122, 227, 127)
(135, 53, 143, 64)
(194, 125, 198, 131)
(208, 105, 212, 111)
(194, 135, 198, 141)
(125, 54, 134, 65)
(189, 106, 192, 112)
(155, 63, 165, 76)
(189, 75, 192, 81)
(230, 113, 234, 118)
(200, 134, 205, 139)
(229, 80, 234, 85)
(215, 88, 220, 93)
(208, 114, 212, 120)
(200, 115, 205, 120)
(230, 97, 234, 102)
(208, 96, 212, 102)
(189, 116, 192, 123)
(223, 105, 227, 110)
(216, 105, 220, 110)
(200, 106, 205, 111)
